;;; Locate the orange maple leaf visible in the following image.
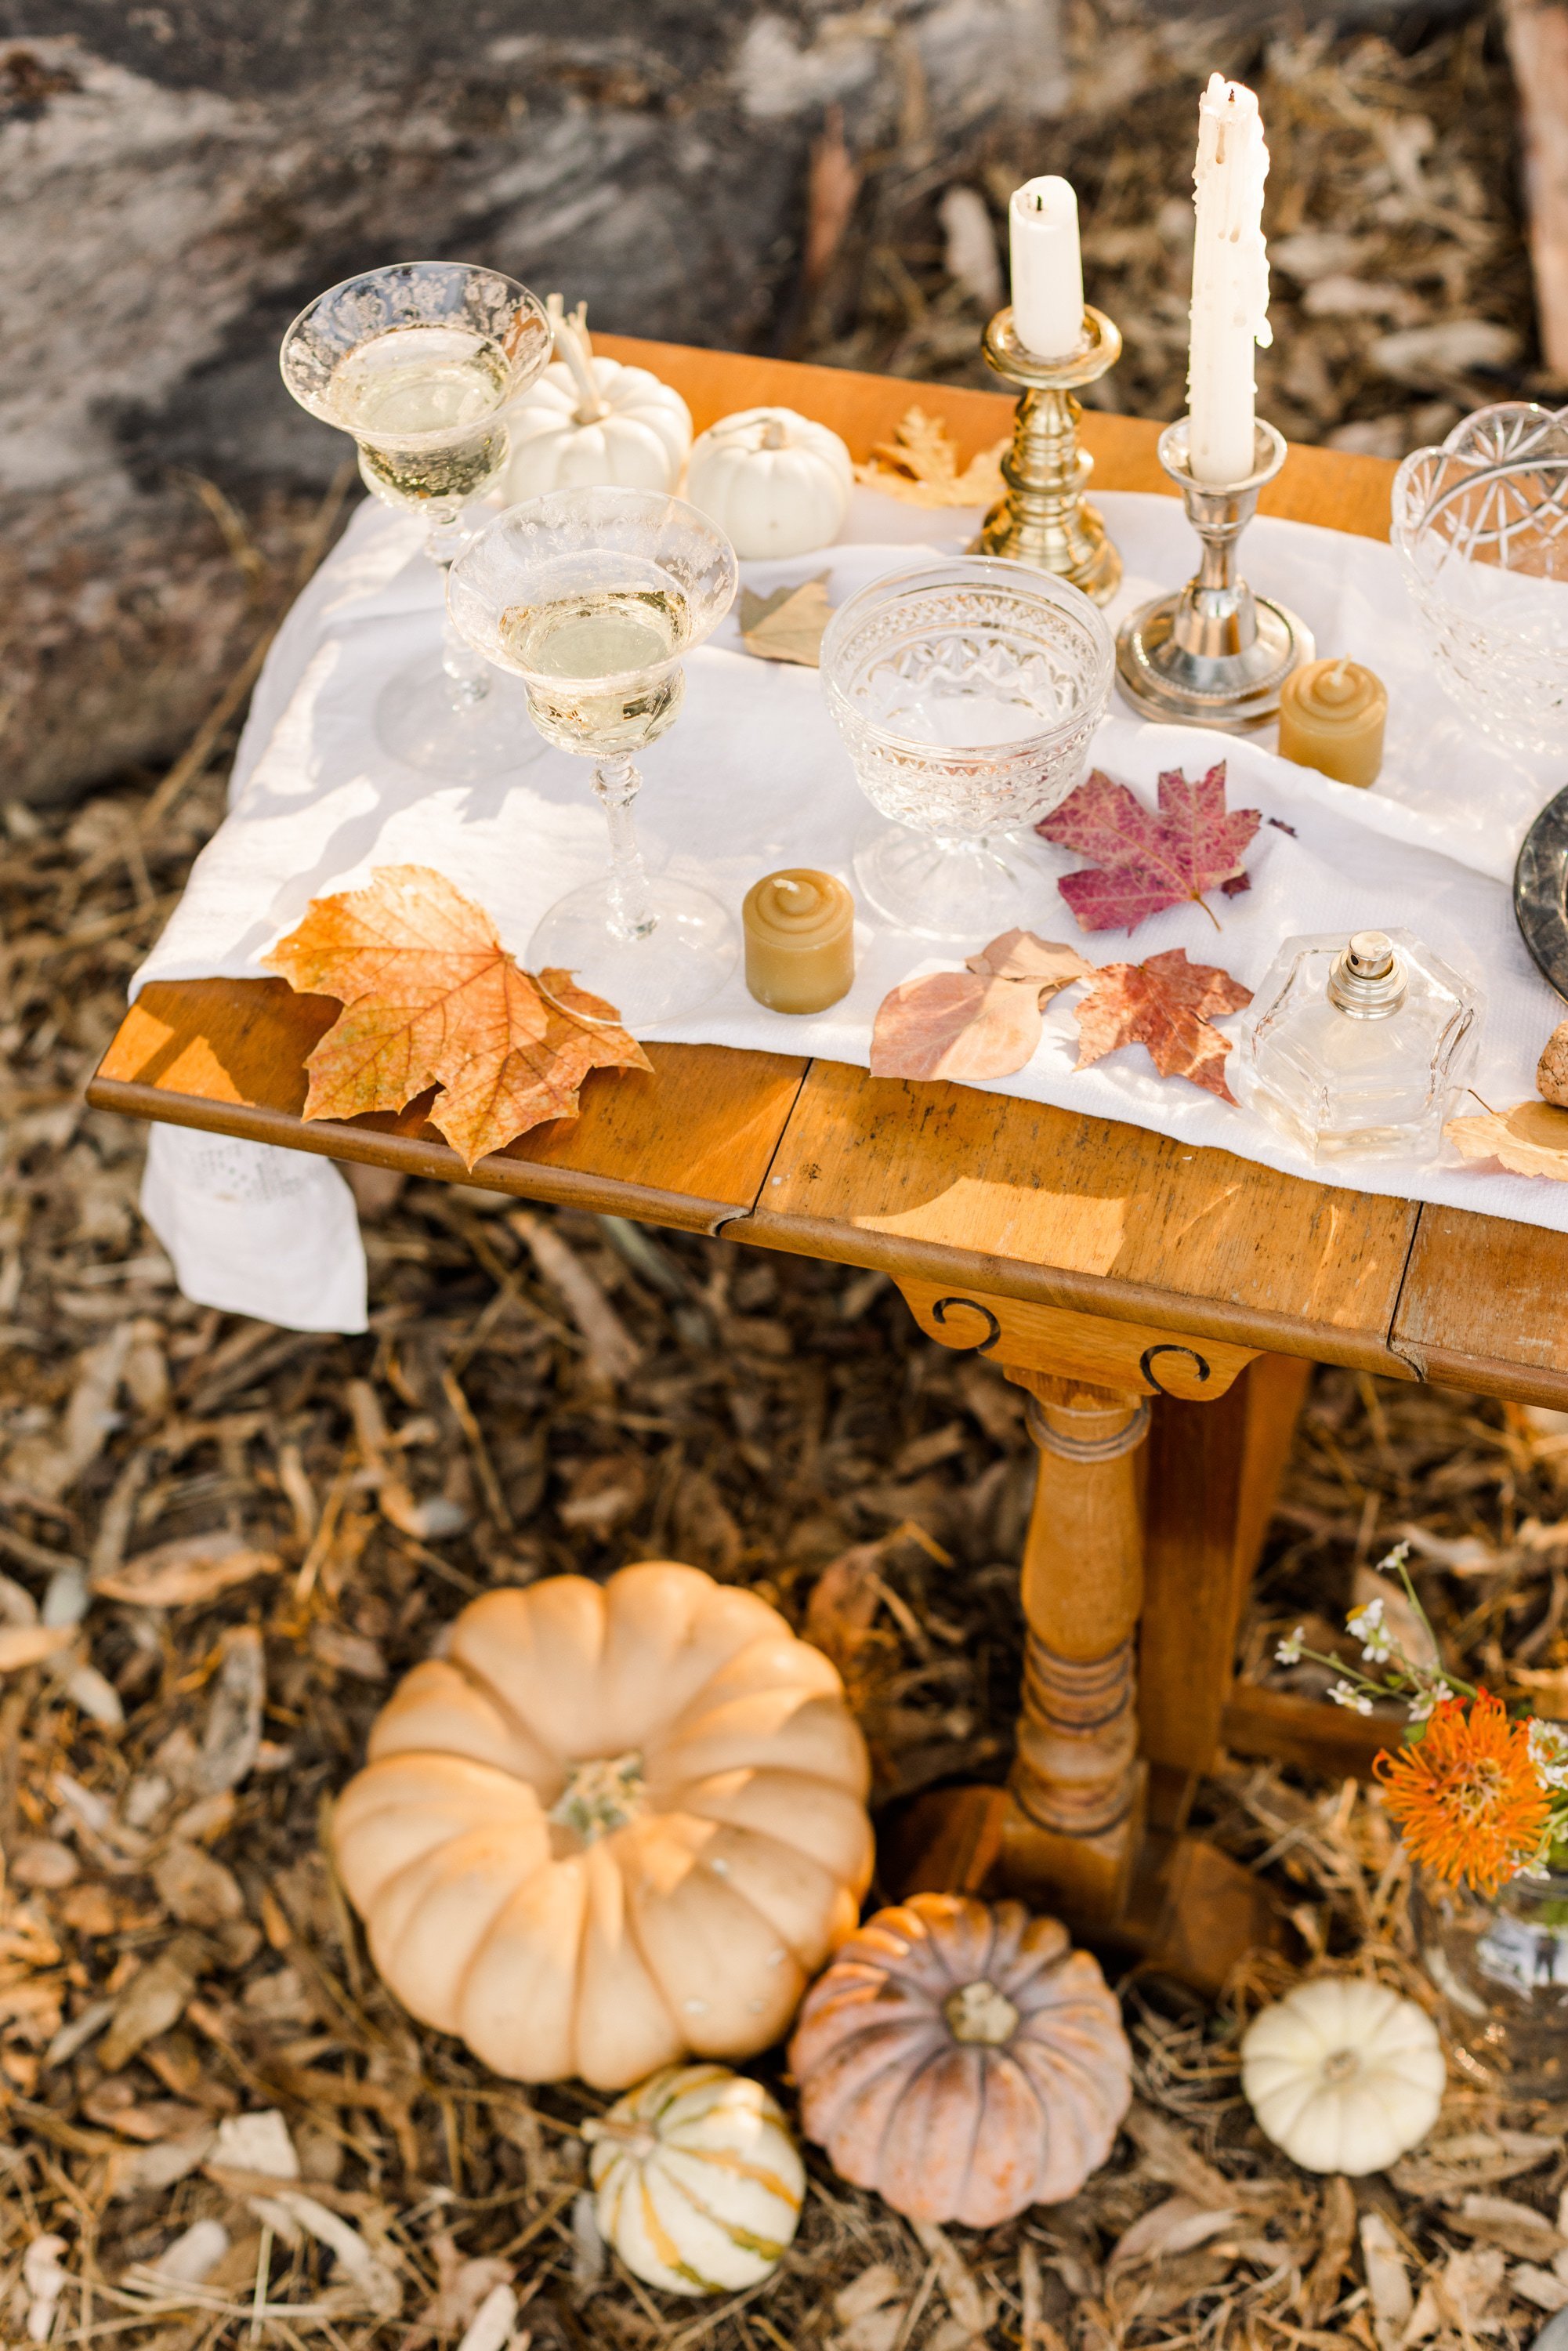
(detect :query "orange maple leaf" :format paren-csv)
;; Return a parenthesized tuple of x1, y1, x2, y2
(265, 864, 651, 1168)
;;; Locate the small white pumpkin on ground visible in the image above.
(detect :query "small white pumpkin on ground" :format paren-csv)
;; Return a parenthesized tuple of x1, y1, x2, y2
(1240, 1977, 1444, 2175)
(685, 405, 853, 558)
(502, 296, 693, 499)
(586, 2063, 804, 2295)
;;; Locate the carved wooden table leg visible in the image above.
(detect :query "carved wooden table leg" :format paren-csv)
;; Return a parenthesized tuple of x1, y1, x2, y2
(1001, 1371, 1149, 1926)
(884, 1278, 1295, 1990)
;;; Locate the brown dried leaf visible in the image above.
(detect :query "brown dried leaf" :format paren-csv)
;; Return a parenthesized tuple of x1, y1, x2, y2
(871, 969, 1045, 1081)
(152, 1842, 244, 1929)
(1447, 1099, 1568, 1179)
(854, 407, 1007, 506)
(0, 1622, 74, 1672)
(1108, 2197, 1240, 2271)
(266, 864, 650, 1168)
(871, 934, 1089, 1083)
(740, 573, 834, 665)
(99, 1940, 201, 2074)
(965, 929, 1095, 988)
(1302, 2174, 1357, 2327)
(92, 1532, 281, 1607)
(1443, 2192, 1563, 2260)
(1074, 948, 1252, 1103)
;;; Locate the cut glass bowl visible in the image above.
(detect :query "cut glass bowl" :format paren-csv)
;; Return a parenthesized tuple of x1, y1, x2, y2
(821, 556, 1113, 940)
(1392, 401, 1568, 755)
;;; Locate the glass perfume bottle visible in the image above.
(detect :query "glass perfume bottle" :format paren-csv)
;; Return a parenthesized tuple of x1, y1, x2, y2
(1240, 927, 1480, 1165)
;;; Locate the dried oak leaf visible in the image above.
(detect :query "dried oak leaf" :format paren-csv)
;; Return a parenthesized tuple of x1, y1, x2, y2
(1447, 1099, 1568, 1180)
(739, 572, 833, 666)
(1037, 763, 1262, 933)
(266, 864, 650, 1168)
(871, 929, 1091, 1082)
(1074, 947, 1252, 1103)
(853, 406, 1007, 508)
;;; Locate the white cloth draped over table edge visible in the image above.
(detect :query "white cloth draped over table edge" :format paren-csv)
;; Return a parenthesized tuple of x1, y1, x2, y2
(133, 484, 1568, 1334)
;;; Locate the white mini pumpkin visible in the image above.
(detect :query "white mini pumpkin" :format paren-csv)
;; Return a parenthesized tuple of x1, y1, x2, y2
(502, 296, 692, 499)
(685, 405, 853, 558)
(1240, 1977, 1444, 2175)
(587, 2063, 804, 2295)
(331, 1562, 873, 2089)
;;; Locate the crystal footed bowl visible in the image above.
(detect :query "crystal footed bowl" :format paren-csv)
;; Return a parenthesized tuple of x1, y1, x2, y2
(820, 557, 1114, 938)
(1392, 402, 1568, 754)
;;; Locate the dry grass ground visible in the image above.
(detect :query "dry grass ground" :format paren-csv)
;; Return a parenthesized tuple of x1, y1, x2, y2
(1, 7, 1560, 2342)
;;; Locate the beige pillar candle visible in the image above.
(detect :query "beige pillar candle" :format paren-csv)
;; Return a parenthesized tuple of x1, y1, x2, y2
(743, 868, 855, 1014)
(1277, 657, 1388, 788)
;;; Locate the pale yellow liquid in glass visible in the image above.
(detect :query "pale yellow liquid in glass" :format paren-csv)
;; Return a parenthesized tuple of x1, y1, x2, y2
(504, 586, 690, 756)
(330, 326, 509, 509)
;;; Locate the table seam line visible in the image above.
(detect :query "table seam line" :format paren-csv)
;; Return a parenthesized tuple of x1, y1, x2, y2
(710, 1056, 818, 1241)
(1383, 1202, 1430, 1382)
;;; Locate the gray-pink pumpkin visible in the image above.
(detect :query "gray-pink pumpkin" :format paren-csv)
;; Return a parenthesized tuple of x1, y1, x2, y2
(788, 1892, 1132, 2225)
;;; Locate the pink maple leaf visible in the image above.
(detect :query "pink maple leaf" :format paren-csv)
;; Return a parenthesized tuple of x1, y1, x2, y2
(1037, 763, 1262, 933)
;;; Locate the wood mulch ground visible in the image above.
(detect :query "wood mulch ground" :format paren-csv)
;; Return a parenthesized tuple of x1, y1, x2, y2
(5, 749, 1568, 2348)
(2, 9, 1560, 2342)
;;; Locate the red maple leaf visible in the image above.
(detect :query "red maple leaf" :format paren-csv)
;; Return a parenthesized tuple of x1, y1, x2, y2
(1073, 947, 1253, 1103)
(1037, 763, 1261, 933)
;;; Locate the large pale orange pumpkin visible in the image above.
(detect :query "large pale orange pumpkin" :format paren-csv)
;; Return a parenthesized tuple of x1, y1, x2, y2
(788, 1893, 1132, 2224)
(331, 1563, 873, 2089)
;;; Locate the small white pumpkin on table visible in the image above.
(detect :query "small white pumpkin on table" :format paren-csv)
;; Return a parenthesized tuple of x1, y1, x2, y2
(586, 2063, 804, 2296)
(685, 404, 854, 558)
(502, 295, 693, 498)
(1240, 1976, 1445, 2175)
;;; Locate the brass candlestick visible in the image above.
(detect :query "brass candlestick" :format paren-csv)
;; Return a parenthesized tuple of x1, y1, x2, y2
(1115, 417, 1314, 730)
(976, 305, 1122, 605)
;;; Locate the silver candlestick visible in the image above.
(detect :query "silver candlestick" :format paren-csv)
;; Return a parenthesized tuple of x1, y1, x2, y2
(1116, 417, 1314, 730)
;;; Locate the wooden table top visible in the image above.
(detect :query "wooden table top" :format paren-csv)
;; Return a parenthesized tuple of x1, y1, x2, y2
(87, 339, 1568, 1407)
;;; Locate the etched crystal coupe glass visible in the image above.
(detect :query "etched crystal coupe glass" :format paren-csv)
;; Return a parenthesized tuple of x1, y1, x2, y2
(447, 487, 740, 1026)
(820, 556, 1114, 939)
(280, 261, 551, 779)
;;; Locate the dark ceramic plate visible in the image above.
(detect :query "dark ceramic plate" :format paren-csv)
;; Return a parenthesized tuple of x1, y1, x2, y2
(1515, 784, 1568, 1001)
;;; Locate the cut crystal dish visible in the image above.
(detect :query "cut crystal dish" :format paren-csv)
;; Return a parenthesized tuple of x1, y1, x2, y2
(820, 556, 1114, 940)
(1392, 401, 1568, 755)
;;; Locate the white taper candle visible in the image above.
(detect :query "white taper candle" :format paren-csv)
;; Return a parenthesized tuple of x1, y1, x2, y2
(1186, 74, 1272, 486)
(1009, 176, 1085, 360)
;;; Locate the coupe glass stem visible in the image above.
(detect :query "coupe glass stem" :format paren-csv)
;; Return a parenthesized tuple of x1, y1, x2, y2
(426, 502, 491, 714)
(594, 757, 656, 943)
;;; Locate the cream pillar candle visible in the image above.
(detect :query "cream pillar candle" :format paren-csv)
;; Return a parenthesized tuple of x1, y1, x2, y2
(1187, 74, 1272, 486)
(1277, 657, 1387, 787)
(1009, 176, 1084, 360)
(742, 870, 855, 1014)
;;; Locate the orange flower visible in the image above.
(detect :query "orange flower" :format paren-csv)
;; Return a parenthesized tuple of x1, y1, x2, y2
(1375, 1693, 1551, 1896)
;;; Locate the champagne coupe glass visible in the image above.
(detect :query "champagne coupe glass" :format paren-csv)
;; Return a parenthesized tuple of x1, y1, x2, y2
(821, 556, 1114, 940)
(447, 487, 740, 1026)
(280, 260, 551, 781)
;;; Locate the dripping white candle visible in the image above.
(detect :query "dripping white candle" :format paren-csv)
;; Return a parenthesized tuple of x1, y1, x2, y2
(1187, 74, 1272, 486)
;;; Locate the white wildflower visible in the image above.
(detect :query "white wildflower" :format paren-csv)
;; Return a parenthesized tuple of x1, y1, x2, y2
(1347, 1596, 1393, 1664)
(1530, 1719, 1568, 1790)
(1330, 1679, 1374, 1717)
(1275, 1625, 1305, 1666)
(1371, 1538, 1411, 1578)
(1407, 1690, 1436, 1723)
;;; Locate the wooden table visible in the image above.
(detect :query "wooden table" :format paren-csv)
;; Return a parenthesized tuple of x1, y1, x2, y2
(88, 339, 1568, 1988)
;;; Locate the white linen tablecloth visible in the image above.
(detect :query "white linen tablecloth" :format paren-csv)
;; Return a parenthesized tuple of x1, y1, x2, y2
(134, 485, 1568, 1332)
